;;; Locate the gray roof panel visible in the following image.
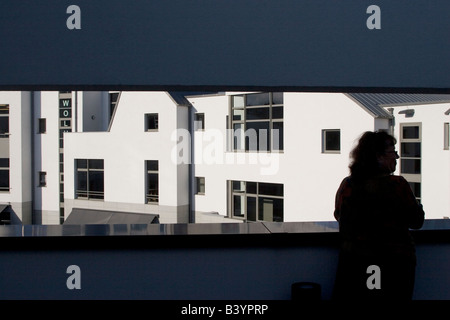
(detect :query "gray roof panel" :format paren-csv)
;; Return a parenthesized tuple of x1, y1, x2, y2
(346, 93, 450, 118)
(64, 208, 160, 225)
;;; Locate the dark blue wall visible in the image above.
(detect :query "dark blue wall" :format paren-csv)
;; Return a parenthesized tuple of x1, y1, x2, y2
(1, 1, 449, 90)
(0, 230, 448, 300)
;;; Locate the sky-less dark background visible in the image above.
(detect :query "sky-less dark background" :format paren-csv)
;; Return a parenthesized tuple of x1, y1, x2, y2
(0, 0, 449, 91)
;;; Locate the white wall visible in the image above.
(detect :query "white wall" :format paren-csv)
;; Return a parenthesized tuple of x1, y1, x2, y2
(33, 91, 61, 224)
(0, 91, 33, 223)
(283, 93, 380, 221)
(391, 103, 450, 219)
(63, 91, 190, 223)
(188, 92, 384, 223)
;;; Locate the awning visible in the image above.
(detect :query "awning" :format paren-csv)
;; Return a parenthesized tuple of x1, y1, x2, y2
(63, 208, 159, 225)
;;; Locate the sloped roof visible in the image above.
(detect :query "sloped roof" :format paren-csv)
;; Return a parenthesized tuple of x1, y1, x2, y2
(64, 208, 159, 225)
(345, 93, 450, 118)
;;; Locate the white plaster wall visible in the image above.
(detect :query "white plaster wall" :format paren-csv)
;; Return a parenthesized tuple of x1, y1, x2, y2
(34, 91, 61, 224)
(391, 102, 450, 219)
(63, 91, 189, 223)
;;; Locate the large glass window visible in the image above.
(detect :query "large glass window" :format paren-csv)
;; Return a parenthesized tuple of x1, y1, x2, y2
(400, 123, 421, 202)
(229, 180, 283, 222)
(75, 159, 104, 200)
(230, 93, 283, 152)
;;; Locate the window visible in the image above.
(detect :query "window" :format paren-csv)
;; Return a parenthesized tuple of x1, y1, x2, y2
(38, 118, 46, 134)
(146, 160, 159, 203)
(229, 180, 283, 222)
(322, 129, 340, 153)
(39, 171, 46, 187)
(196, 177, 205, 195)
(0, 105, 9, 138)
(195, 113, 205, 131)
(400, 123, 421, 202)
(230, 93, 283, 152)
(0, 158, 9, 192)
(145, 113, 158, 131)
(75, 159, 104, 200)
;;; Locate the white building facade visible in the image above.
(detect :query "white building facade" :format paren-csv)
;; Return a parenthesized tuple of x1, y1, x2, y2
(0, 91, 448, 225)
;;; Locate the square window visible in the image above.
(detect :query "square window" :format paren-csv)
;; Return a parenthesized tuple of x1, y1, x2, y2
(145, 113, 158, 131)
(322, 129, 341, 153)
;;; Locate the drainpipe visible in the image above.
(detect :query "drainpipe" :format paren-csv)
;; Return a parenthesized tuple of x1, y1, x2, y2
(188, 102, 195, 223)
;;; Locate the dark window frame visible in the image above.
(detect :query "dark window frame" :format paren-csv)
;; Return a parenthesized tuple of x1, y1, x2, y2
(75, 159, 104, 200)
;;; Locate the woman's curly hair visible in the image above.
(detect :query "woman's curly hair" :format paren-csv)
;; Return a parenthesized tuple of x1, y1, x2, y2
(349, 131, 397, 179)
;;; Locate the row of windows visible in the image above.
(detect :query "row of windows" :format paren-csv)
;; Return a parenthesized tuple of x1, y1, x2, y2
(76, 161, 285, 222)
(31, 93, 333, 156)
(230, 180, 284, 222)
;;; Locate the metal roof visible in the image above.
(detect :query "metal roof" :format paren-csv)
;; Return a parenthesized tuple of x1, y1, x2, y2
(345, 93, 450, 118)
(64, 208, 160, 225)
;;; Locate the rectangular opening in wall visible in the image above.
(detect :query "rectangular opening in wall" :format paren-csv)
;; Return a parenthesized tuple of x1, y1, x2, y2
(229, 180, 283, 222)
(39, 171, 46, 187)
(194, 113, 205, 131)
(196, 177, 205, 195)
(400, 123, 422, 202)
(322, 129, 341, 153)
(229, 93, 283, 152)
(75, 159, 104, 200)
(146, 160, 159, 204)
(0, 104, 9, 138)
(145, 113, 159, 131)
(38, 118, 46, 134)
(0, 158, 9, 192)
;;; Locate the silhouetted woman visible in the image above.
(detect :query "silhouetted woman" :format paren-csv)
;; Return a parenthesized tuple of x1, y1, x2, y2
(332, 131, 424, 300)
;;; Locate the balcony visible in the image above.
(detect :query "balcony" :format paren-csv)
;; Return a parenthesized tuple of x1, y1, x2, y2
(0, 219, 448, 302)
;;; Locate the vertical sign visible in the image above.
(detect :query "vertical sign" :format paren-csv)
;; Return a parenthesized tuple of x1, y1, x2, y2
(58, 91, 72, 224)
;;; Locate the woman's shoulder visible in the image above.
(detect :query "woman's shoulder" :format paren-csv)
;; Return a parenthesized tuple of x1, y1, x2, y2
(386, 175, 411, 189)
(387, 175, 408, 183)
